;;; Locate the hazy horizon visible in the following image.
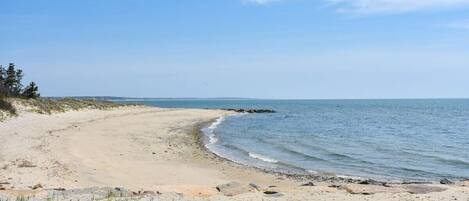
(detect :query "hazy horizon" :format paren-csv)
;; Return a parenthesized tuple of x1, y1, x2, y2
(2, 0, 469, 99)
(47, 96, 469, 100)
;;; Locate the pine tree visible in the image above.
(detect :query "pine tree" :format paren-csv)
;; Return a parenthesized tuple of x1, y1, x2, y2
(0, 65, 6, 96)
(15, 69, 24, 95)
(1, 62, 40, 98)
(22, 82, 40, 99)
(4, 63, 17, 95)
(0, 65, 5, 83)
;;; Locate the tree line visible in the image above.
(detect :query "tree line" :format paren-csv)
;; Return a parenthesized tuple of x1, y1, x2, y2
(0, 63, 40, 99)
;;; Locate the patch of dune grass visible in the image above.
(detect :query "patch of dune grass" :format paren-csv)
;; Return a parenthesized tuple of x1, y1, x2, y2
(0, 95, 16, 115)
(0, 98, 127, 121)
(14, 98, 123, 114)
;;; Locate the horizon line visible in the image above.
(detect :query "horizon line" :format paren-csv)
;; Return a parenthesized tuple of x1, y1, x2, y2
(44, 96, 469, 101)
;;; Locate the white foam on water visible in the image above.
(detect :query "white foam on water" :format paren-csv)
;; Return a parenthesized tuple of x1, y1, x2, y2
(202, 116, 226, 146)
(248, 152, 279, 163)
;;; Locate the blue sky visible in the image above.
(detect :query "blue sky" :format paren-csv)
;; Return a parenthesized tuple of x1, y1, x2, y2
(1, 0, 469, 99)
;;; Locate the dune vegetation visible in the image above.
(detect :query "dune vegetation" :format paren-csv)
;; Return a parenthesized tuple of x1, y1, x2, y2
(0, 63, 123, 121)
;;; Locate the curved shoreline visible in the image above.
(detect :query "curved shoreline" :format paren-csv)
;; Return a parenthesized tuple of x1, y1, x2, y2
(196, 113, 465, 185)
(0, 106, 467, 200)
(194, 116, 367, 184)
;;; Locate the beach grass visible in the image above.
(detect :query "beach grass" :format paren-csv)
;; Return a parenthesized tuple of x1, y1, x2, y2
(0, 97, 125, 121)
(0, 96, 16, 115)
(13, 98, 122, 114)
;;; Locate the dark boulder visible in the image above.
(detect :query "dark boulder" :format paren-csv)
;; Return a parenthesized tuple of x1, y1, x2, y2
(440, 178, 454, 185)
(358, 179, 386, 186)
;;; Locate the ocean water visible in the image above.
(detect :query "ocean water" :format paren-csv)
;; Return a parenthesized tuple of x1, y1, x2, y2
(116, 99, 469, 182)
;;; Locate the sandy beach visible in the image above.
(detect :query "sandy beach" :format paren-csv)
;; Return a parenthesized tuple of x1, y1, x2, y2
(1, 106, 469, 200)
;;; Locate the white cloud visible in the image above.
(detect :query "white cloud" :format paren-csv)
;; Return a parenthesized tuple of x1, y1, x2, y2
(326, 0, 469, 14)
(243, 0, 469, 13)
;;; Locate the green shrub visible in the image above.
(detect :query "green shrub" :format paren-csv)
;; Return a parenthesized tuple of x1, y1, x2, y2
(0, 95, 16, 115)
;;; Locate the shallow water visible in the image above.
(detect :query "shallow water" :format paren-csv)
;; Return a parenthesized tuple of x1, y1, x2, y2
(116, 99, 469, 181)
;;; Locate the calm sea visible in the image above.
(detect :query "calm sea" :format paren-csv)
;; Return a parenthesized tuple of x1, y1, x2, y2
(115, 99, 469, 182)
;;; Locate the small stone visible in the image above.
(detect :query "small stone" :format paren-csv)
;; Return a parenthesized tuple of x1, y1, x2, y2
(31, 183, 43, 190)
(249, 183, 260, 191)
(142, 190, 155, 195)
(263, 190, 283, 197)
(440, 179, 454, 185)
(359, 179, 386, 186)
(301, 182, 315, 186)
(460, 180, 469, 187)
(17, 160, 36, 168)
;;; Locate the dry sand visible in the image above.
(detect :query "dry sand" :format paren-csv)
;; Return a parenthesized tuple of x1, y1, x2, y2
(0, 106, 468, 200)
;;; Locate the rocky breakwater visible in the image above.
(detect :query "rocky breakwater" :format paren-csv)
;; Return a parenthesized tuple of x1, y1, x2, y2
(222, 109, 276, 113)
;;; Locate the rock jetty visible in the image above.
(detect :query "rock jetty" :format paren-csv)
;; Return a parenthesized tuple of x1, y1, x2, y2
(222, 109, 276, 113)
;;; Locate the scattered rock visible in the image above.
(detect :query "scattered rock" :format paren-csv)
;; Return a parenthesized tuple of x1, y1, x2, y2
(359, 179, 386, 186)
(460, 180, 469, 187)
(31, 183, 43, 190)
(345, 184, 390, 195)
(404, 185, 447, 194)
(248, 183, 260, 191)
(263, 190, 283, 197)
(440, 179, 454, 185)
(16, 160, 36, 168)
(402, 181, 432, 185)
(216, 182, 256, 196)
(345, 184, 407, 195)
(142, 190, 155, 195)
(301, 182, 315, 186)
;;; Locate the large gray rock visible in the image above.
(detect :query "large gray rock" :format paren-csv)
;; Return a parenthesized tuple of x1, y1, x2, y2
(345, 184, 406, 195)
(216, 182, 257, 196)
(404, 185, 447, 194)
